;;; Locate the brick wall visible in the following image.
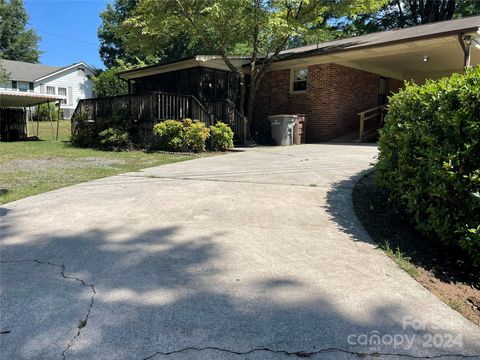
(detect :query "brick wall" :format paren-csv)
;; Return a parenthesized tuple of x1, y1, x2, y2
(253, 63, 403, 143)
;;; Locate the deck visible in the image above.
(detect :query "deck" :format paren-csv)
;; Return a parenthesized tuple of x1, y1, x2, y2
(72, 92, 247, 145)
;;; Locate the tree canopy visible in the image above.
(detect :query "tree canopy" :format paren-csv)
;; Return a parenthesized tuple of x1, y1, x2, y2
(92, 66, 129, 98)
(335, 0, 480, 35)
(98, 0, 208, 68)
(0, 0, 41, 63)
(121, 0, 386, 130)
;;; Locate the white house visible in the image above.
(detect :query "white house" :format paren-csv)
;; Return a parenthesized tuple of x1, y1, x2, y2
(0, 59, 94, 118)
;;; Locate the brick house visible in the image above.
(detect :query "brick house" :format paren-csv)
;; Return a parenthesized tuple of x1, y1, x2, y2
(104, 16, 480, 144)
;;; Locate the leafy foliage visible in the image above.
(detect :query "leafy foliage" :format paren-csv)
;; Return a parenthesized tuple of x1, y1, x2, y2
(336, 0, 480, 35)
(98, 128, 132, 151)
(121, 0, 386, 134)
(210, 122, 234, 151)
(183, 119, 210, 153)
(33, 103, 60, 122)
(153, 120, 187, 152)
(375, 68, 480, 263)
(0, 0, 41, 62)
(98, 0, 207, 68)
(153, 119, 211, 153)
(0, 62, 10, 85)
(92, 66, 129, 97)
(72, 108, 134, 148)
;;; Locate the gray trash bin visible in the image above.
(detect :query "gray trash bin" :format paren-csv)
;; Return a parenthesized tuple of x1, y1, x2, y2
(268, 115, 297, 146)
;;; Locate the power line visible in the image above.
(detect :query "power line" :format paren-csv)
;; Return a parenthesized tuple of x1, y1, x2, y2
(36, 29, 99, 47)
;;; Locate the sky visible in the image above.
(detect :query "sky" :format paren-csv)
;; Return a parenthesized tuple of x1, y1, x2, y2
(24, 0, 111, 69)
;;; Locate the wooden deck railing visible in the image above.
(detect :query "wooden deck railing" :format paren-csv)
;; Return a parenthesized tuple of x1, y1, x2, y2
(72, 92, 246, 144)
(357, 105, 387, 141)
(72, 92, 214, 126)
(207, 99, 247, 144)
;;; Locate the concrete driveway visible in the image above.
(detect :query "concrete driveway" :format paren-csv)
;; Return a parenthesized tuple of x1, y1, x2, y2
(1, 144, 479, 360)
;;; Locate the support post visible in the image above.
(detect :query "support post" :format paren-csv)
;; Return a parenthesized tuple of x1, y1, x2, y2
(48, 101, 55, 139)
(459, 34, 472, 69)
(358, 114, 365, 142)
(56, 101, 61, 141)
(36, 104, 40, 137)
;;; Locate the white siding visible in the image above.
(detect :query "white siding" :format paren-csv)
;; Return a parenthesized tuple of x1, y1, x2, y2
(1, 64, 94, 118)
(35, 65, 94, 118)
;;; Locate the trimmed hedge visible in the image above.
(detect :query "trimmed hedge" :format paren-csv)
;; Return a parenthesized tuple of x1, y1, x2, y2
(375, 67, 480, 263)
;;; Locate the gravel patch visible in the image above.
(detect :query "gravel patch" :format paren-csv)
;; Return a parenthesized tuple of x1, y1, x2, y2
(0, 157, 126, 172)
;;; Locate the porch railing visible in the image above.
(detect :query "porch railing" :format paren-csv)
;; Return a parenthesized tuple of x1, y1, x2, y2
(72, 92, 214, 126)
(207, 99, 247, 144)
(72, 92, 246, 144)
(357, 104, 387, 141)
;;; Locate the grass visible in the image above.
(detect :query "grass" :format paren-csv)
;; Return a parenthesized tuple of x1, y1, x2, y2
(446, 299, 465, 313)
(0, 120, 193, 204)
(381, 241, 419, 279)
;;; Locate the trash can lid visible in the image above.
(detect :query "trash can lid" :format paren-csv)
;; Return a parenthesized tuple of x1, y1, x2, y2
(268, 114, 297, 122)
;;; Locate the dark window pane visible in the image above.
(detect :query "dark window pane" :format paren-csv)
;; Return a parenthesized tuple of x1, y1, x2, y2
(293, 81, 307, 92)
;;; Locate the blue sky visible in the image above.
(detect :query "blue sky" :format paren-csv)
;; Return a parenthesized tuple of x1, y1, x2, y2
(25, 0, 111, 68)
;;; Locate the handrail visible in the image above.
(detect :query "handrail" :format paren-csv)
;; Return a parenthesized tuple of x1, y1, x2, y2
(72, 93, 246, 144)
(357, 104, 386, 116)
(358, 104, 387, 141)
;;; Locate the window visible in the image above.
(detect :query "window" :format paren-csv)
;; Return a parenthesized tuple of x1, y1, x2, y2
(58, 87, 67, 104)
(12, 81, 17, 90)
(46, 86, 55, 94)
(18, 83, 28, 92)
(29, 82, 34, 91)
(291, 68, 308, 93)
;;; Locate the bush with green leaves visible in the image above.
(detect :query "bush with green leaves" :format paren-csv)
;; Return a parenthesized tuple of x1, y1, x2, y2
(153, 119, 186, 151)
(375, 67, 480, 263)
(184, 119, 210, 152)
(98, 128, 131, 151)
(210, 121, 234, 151)
(153, 119, 211, 152)
(33, 103, 60, 122)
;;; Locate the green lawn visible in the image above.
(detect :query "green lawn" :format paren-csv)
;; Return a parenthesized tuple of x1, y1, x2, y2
(0, 120, 193, 204)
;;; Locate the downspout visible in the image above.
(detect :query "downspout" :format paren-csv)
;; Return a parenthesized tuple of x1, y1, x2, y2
(458, 33, 473, 69)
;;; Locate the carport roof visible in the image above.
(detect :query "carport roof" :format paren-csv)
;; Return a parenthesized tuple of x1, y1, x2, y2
(0, 91, 65, 107)
(276, 15, 480, 61)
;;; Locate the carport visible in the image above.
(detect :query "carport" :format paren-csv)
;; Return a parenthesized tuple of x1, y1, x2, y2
(0, 90, 65, 141)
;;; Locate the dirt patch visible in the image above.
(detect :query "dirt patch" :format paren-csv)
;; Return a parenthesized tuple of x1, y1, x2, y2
(353, 172, 480, 326)
(1, 157, 125, 172)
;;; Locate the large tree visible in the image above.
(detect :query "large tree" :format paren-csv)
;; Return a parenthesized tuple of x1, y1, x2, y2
(122, 0, 385, 134)
(0, 0, 41, 62)
(336, 0, 480, 35)
(98, 0, 208, 68)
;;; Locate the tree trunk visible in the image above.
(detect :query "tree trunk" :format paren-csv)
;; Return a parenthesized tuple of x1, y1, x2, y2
(246, 73, 257, 138)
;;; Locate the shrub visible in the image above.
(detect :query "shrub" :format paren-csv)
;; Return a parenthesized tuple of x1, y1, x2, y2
(210, 122, 234, 151)
(153, 120, 186, 151)
(98, 128, 131, 151)
(375, 67, 480, 263)
(71, 111, 98, 148)
(184, 119, 210, 152)
(153, 119, 211, 152)
(33, 103, 60, 121)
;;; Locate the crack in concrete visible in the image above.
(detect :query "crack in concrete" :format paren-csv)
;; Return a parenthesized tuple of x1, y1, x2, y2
(141, 346, 480, 359)
(0, 259, 96, 360)
(119, 173, 356, 190)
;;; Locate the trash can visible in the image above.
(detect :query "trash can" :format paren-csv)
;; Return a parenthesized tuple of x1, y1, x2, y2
(268, 115, 297, 146)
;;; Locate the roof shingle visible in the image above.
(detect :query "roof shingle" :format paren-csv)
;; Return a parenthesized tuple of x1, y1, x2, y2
(0, 59, 66, 82)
